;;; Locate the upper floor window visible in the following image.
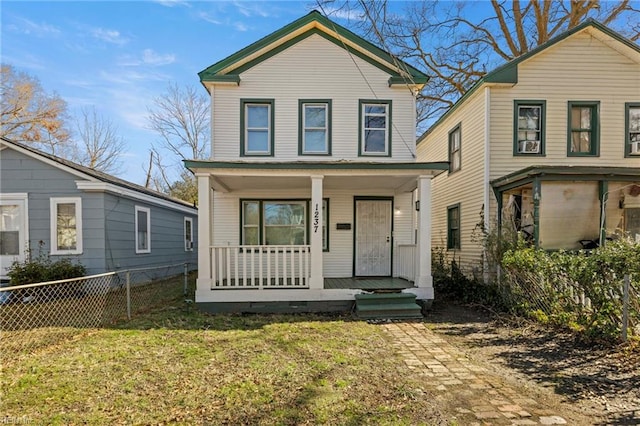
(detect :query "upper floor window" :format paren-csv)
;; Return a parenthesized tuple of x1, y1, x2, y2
(626, 103, 640, 157)
(568, 101, 599, 156)
(448, 124, 461, 173)
(359, 100, 391, 156)
(447, 203, 460, 250)
(50, 198, 82, 255)
(514, 101, 545, 155)
(299, 100, 331, 155)
(241, 99, 274, 156)
(184, 217, 194, 251)
(135, 206, 151, 254)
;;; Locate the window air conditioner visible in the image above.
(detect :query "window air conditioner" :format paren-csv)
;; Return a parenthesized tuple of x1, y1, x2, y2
(630, 141, 640, 155)
(519, 140, 540, 154)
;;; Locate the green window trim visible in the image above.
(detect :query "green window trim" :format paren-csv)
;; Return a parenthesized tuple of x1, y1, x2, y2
(240, 198, 329, 251)
(625, 102, 640, 158)
(448, 123, 461, 174)
(298, 99, 332, 156)
(240, 99, 275, 157)
(513, 100, 546, 156)
(447, 203, 461, 250)
(358, 99, 392, 157)
(567, 101, 600, 157)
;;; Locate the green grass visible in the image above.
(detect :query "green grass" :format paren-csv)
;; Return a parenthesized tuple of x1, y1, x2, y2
(1, 298, 443, 425)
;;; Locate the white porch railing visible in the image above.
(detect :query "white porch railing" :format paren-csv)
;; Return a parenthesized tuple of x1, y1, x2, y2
(397, 244, 416, 282)
(210, 245, 311, 289)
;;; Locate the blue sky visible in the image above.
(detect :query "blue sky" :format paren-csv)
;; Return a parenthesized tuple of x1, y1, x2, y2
(2, 1, 334, 184)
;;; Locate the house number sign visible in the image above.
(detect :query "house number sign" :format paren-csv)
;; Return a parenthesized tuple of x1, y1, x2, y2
(313, 203, 320, 233)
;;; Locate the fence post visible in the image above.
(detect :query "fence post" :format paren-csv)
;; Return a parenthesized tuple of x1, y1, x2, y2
(184, 263, 188, 296)
(126, 270, 131, 320)
(622, 274, 630, 342)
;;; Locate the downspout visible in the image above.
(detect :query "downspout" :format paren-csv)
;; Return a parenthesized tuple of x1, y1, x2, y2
(483, 86, 491, 283)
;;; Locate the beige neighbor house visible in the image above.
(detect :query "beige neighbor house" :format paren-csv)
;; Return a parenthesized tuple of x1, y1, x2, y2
(417, 19, 640, 277)
(186, 11, 448, 312)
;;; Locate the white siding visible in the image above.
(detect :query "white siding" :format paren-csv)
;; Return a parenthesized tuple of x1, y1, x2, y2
(212, 34, 417, 162)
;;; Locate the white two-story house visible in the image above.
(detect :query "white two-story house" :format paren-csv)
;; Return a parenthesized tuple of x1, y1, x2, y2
(186, 11, 447, 312)
(417, 19, 640, 277)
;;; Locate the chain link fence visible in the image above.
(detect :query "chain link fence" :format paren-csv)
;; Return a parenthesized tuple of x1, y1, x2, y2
(0, 263, 194, 362)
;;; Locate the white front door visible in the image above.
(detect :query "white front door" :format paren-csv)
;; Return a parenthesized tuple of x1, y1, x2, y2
(0, 195, 28, 279)
(355, 199, 392, 276)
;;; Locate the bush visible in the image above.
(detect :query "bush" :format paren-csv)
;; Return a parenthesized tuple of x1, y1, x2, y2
(7, 243, 86, 285)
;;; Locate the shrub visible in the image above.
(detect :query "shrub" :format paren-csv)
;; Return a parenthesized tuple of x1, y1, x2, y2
(7, 242, 86, 285)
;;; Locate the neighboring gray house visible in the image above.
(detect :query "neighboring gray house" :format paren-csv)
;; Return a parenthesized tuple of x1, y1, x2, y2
(0, 137, 197, 280)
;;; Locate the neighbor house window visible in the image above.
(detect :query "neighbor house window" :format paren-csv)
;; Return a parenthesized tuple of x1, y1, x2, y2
(50, 198, 82, 255)
(241, 99, 274, 156)
(514, 100, 545, 155)
(568, 101, 599, 156)
(626, 208, 640, 242)
(0, 204, 21, 256)
(184, 217, 193, 251)
(240, 199, 329, 249)
(447, 204, 460, 250)
(135, 206, 151, 254)
(448, 124, 461, 173)
(299, 100, 331, 155)
(359, 100, 391, 156)
(626, 103, 640, 157)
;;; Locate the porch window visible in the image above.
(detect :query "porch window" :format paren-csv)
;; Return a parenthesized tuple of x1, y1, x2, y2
(0, 204, 20, 256)
(241, 199, 329, 250)
(514, 100, 545, 155)
(626, 208, 640, 242)
(568, 101, 599, 156)
(448, 124, 461, 173)
(241, 99, 274, 156)
(135, 206, 151, 254)
(184, 217, 193, 251)
(50, 198, 82, 255)
(359, 100, 391, 156)
(447, 204, 460, 250)
(626, 103, 640, 157)
(300, 100, 331, 155)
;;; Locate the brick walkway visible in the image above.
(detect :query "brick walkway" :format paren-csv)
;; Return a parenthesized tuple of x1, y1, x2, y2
(382, 322, 571, 425)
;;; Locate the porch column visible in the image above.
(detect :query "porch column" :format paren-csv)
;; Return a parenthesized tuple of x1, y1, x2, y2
(415, 175, 432, 288)
(309, 175, 324, 289)
(196, 173, 212, 292)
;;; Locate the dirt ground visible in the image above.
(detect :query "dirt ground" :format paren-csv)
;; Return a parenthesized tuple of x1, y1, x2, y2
(423, 301, 640, 425)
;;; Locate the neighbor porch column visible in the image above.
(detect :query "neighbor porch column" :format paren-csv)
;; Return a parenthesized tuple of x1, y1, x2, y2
(415, 175, 433, 288)
(309, 175, 324, 289)
(196, 173, 212, 292)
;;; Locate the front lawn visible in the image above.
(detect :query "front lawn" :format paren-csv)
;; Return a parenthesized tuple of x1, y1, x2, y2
(1, 300, 443, 425)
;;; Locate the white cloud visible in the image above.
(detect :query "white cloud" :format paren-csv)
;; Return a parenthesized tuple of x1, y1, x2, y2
(234, 22, 249, 32)
(153, 0, 191, 8)
(91, 27, 128, 45)
(7, 17, 61, 37)
(196, 11, 221, 25)
(233, 1, 272, 18)
(117, 50, 176, 67)
(322, 6, 366, 22)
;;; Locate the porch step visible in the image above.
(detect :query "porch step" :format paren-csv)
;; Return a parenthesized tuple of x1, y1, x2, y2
(354, 292, 423, 320)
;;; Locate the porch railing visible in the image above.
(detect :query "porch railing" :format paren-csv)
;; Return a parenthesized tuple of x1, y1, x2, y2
(397, 244, 416, 282)
(210, 245, 311, 289)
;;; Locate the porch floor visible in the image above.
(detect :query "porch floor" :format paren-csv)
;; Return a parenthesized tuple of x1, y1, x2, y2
(324, 277, 414, 290)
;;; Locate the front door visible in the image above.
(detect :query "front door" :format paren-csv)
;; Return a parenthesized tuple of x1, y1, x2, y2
(0, 195, 28, 279)
(355, 198, 392, 276)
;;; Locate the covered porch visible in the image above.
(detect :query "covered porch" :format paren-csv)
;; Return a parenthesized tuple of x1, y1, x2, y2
(185, 160, 447, 310)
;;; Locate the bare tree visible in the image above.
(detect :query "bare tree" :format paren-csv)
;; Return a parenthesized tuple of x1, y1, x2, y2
(321, 0, 639, 128)
(0, 64, 71, 154)
(71, 106, 126, 174)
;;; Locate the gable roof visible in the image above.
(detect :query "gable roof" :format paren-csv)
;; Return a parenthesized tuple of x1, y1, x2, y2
(198, 10, 428, 88)
(0, 137, 196, 212)
(417, 19, 640, 145)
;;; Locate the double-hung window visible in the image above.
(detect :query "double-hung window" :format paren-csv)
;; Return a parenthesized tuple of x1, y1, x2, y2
(448, 124, 461, 173)
(50, 198, 82, 255)
(184, 217, 194, 251)
(359, 100, 391, 156)
(447, 204, 460, 250)
(300, 100, 331, 155)
(135, 206, 151, 254)
(626, 103, 640, 157)
(514, 101, 545, 155)
(568, 101, 599, 156)
(241, 99, 274, 156)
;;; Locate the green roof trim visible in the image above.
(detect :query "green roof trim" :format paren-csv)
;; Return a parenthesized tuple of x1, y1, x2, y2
(184, 160, 449, 171)
(205, 74, 241, 84)
(417, 19, 640, 146)
(198, 10, 428, 84)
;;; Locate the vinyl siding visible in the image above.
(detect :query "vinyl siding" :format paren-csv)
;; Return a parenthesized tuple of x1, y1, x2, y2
(417, 89, 487, 273)
(211, 34, 417, 162)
